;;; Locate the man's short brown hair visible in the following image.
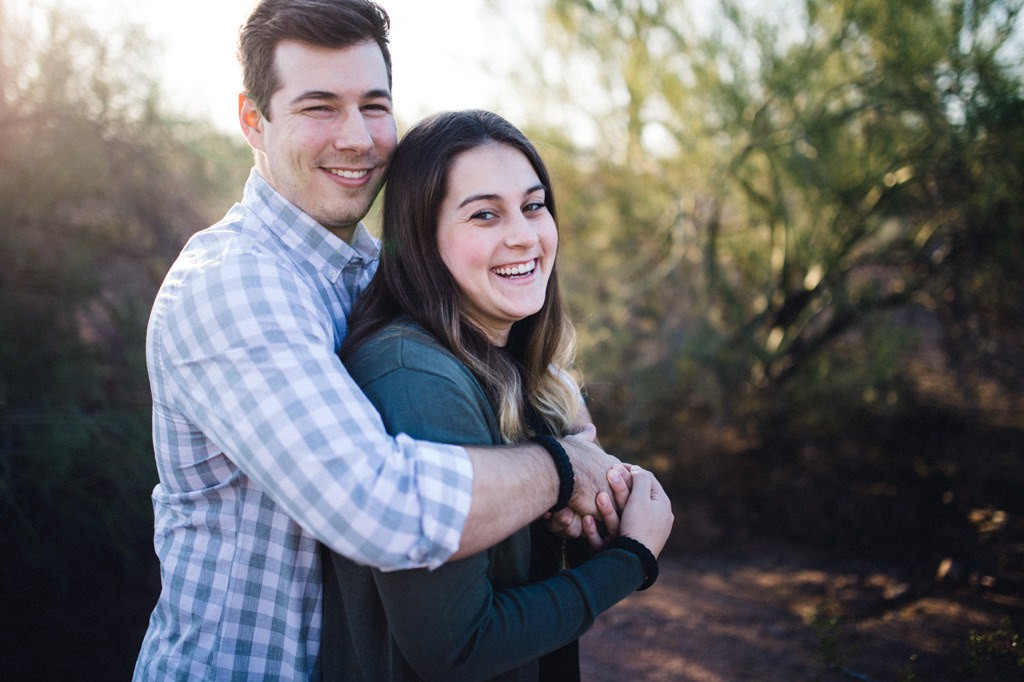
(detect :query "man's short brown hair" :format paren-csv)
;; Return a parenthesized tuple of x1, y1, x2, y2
(238, 0, 392, 119)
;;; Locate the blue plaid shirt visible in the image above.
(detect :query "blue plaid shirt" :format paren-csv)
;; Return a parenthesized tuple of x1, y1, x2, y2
(134, 170, 473, 680)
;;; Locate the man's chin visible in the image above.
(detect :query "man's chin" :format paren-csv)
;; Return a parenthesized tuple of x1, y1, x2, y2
(314, 206, 374, 241)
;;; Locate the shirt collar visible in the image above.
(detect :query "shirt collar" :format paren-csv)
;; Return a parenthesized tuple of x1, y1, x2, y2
(242, 169, 380, 278)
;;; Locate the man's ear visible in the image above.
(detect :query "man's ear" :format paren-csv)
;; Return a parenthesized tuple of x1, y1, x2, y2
(238, 93, 265, 151)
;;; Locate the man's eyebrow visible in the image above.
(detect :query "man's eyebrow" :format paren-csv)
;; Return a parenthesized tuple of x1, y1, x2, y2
(290, 89, 393, 106)
(290, 90, 337, 105)
(364, 88, 393, 102)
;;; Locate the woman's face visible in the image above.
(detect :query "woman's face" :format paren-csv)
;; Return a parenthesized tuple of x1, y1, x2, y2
(436, 142, 557, 346)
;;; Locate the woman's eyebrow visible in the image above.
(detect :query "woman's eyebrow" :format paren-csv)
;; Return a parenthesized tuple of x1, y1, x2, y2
(457, 193, 500, 209)
(457, 184, 547, 210)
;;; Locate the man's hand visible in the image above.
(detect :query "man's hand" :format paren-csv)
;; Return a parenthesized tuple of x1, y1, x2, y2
(559, 424, 622, 518)
(546, 463, 632, 542)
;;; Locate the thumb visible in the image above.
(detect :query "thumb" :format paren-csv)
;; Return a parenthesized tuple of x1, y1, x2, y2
(625, 466, 653, 502)
(568, 423, 597, 443)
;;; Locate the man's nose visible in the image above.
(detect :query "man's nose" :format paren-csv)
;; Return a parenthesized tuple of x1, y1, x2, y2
(333, 110, 374, 153)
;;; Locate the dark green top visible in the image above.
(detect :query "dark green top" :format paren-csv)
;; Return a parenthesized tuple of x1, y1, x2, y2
(320, 319, 645, 681)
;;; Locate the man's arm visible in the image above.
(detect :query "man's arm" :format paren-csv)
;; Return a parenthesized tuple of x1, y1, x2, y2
(158, 248, 473, 570)
(454, 428, 619, 559)
(163, 244, 617, 567)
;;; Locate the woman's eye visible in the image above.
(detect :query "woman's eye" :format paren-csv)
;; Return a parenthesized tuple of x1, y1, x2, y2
(524, 202, 546, 214)
(471, 210, 497, 221)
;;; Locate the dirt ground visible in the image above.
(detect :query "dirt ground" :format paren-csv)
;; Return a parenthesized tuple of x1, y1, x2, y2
(578, 544, 1022, 682)
(7, 537, 1019, 681)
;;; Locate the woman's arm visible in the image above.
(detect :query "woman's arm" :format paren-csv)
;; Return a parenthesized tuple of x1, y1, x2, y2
(332, 328, 657, 680)
(373, 544, 644, 681)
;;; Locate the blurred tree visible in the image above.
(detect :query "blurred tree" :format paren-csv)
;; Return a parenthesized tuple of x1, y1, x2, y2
(0, 2, 250, 676)
(530, 0, 1023, 457)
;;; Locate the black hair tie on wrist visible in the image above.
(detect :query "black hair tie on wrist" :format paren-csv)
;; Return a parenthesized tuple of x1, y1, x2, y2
(531, 434, 575, 513)
(610, 536, 659, 590)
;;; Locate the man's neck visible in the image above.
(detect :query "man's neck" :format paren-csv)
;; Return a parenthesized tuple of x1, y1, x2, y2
(324, 223, 357, 244)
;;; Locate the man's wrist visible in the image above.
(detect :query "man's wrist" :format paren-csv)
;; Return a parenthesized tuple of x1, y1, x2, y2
(531, 435, 575, 513)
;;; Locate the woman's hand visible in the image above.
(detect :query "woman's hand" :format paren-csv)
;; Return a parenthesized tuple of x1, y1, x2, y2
(617, 466, 674, 558)
(582, 464, 632, 550)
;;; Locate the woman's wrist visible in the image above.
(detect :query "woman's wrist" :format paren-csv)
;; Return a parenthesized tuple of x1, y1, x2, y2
(608, 536, 659, 590)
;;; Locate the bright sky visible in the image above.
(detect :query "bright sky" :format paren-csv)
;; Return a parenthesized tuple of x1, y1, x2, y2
(61, 0, 533, 133)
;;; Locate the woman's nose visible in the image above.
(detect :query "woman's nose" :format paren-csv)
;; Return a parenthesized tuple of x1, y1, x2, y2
(504, 213, 540, 247)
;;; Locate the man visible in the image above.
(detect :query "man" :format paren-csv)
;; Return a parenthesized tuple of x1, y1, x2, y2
(133, 1, 621, 679)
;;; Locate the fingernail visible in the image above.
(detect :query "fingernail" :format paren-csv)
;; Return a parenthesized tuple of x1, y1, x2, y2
(608, 470, 622, 483)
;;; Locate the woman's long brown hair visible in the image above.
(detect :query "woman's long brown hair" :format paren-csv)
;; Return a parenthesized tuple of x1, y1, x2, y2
(341, 110, 580, 441)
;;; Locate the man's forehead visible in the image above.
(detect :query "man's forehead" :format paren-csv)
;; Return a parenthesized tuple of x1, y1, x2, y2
(272, 39, 389, 95)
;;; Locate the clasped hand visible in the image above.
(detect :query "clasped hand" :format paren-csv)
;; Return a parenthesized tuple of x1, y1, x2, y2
(547, 463, 674, 559)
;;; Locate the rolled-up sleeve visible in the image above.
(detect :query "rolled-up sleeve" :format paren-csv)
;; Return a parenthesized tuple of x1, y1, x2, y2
(157, 246, 472, 569)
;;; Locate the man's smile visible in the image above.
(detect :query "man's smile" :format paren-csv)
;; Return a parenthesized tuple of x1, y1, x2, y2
(326, 168, 371, 180)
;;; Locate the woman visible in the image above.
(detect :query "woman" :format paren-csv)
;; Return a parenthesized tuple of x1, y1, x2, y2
(320, 110, 673, 681)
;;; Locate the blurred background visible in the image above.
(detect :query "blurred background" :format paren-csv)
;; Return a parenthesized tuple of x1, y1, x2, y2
(1, 0, 1021, 679)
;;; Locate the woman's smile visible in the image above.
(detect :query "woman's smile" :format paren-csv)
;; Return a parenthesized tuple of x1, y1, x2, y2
(492, 259, 538, 278)
(437, 142, 558, 346)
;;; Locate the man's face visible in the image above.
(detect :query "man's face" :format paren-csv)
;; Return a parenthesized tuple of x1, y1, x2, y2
(240, 40, 397, 241)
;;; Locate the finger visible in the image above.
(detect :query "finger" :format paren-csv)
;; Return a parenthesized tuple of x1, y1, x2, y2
(618, 464, 634, 492)
(648, 470, 669, 501)
(546, 509, 566, 533)
(607, 466, 631, 509)
(595, 490, 620, 538)
(550, 507, 583, 538)
(626, 466, 653, 503)
(568, 423, 597, 443)
(582, 515, 604, 550)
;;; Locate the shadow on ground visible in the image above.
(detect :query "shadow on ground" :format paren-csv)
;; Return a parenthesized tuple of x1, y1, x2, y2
(581, 543, 1022, 682)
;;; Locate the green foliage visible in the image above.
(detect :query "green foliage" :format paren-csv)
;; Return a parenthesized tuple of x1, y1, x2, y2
(963, 616, 1024, 676)
(530, 0, 1024, 458)
(810, 602, 850, 671)
(0, 0, 250, 607)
